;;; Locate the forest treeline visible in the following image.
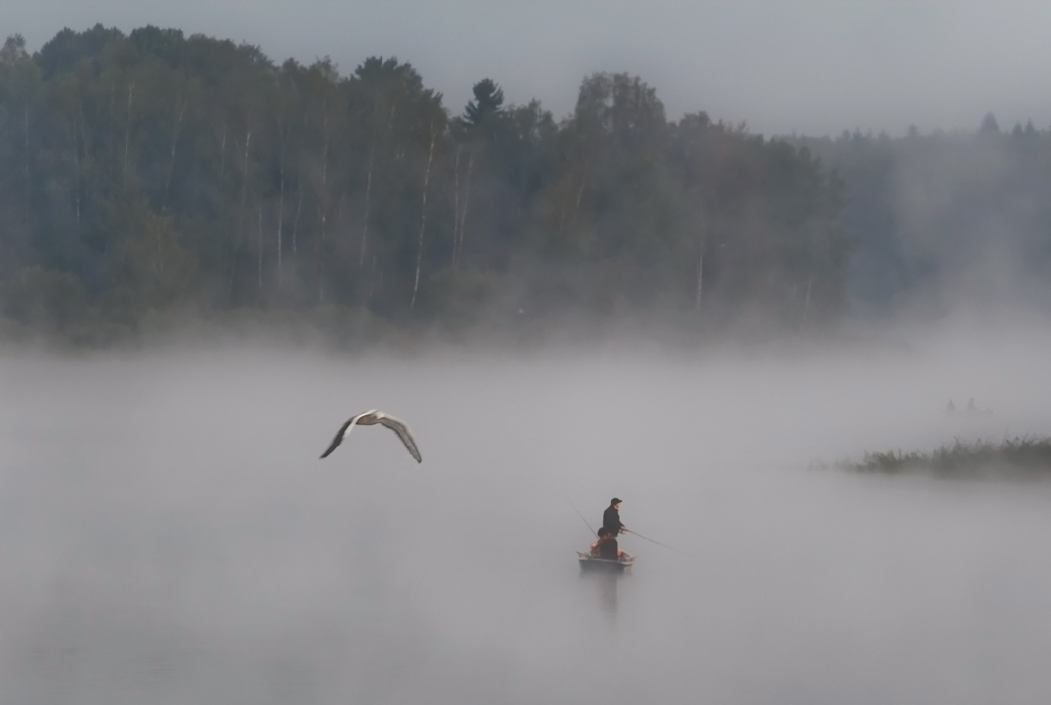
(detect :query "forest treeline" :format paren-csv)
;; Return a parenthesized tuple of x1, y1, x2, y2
(0, 25, 1047, 346)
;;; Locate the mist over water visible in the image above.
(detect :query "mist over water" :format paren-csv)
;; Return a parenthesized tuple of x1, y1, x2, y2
(2, 327, 1051, 704)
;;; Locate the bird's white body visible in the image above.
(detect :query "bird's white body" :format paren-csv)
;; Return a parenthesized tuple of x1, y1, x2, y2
(320, 409, 422, 463)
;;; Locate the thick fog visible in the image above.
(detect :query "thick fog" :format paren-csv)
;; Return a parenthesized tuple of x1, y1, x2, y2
(2, 322, 1051, 704)
(8, 0, 1051, 135)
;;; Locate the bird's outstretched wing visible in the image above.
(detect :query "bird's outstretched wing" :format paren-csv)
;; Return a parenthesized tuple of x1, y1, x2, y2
(319, 413, 366, 459)
(377, 414, 423, 463)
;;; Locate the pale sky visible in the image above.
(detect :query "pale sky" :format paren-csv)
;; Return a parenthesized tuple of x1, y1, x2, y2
(4, 0, 1051, 137)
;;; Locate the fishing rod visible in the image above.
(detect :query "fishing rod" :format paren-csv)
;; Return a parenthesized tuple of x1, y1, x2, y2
(566, 497, 597, 536)
(622, 529, 693, 557)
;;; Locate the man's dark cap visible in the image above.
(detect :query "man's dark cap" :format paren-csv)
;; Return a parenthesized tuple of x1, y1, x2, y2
(610, 497, 622, 505)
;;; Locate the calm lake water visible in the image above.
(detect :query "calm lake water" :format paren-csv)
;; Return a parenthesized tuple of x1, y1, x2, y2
(2, 338, 1050, 704)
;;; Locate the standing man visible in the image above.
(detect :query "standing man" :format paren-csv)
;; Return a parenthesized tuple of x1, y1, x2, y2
(602, 497, 626, 536)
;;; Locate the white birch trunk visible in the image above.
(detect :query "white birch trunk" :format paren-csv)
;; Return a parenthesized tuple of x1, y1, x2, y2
(803, 275, 813, 321)
(237, 129, 252, 237)
(162, 95, 187, 204)
(571, 181, 585, 226)
(107, 81, 116, 184)
(410, 126, 438, 310)
(72, 109, 81, 233)
(23, 102, 29, 252)
(274, 120, 289, 287)
(219, 121, 227, 181)
(695, 250, 704, 312)
(359, 143, 375, 267)
(694, 218, 705, 312)
(292, 170, 302, 259)
(452, 144, 461, 266)
(276, 165, 284, 286)
(257, 205, 264, 292)
(455, 150, 474, 269)
(122, 80, 135, 192)
(317, 114, 330, 304)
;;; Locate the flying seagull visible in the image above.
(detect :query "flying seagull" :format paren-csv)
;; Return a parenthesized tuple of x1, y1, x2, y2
(320, 410, 422, 463)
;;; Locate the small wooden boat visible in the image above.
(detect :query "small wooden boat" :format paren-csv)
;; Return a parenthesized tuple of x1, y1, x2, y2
(577, 550, 635, 572)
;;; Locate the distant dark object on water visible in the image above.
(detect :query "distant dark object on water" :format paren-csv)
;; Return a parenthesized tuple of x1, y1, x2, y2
(320, 409, 422, 463)
(944, 398, 993, 417)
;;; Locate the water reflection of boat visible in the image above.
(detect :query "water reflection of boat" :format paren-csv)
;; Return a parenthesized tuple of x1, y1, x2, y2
(579, 564, 623, 617)
(576, 551, 636, 572)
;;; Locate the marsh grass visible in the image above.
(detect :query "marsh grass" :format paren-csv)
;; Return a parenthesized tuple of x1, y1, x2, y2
(830, 436, 1051, 479)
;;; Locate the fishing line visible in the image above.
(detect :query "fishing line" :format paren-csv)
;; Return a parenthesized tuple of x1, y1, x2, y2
(623, 529, 693, 557)
(567, 495, 601, 535)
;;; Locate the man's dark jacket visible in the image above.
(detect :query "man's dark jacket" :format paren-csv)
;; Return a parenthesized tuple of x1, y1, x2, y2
(602, 505, 623, 536)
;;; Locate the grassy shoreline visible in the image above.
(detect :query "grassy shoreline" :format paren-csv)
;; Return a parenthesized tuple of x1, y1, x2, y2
(830, 437, 1051, 479)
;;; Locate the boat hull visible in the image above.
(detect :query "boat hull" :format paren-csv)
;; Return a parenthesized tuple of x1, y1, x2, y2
(577, 551, 635, 572)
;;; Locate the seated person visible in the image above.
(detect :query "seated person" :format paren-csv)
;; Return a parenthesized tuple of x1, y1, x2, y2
(589, 527, 604, 554)
(590, 527, 622, 559)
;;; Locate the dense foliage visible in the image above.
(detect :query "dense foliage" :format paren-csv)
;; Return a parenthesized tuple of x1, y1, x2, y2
(0, 26, 852, 343)
(3, 25, 1050, 345)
